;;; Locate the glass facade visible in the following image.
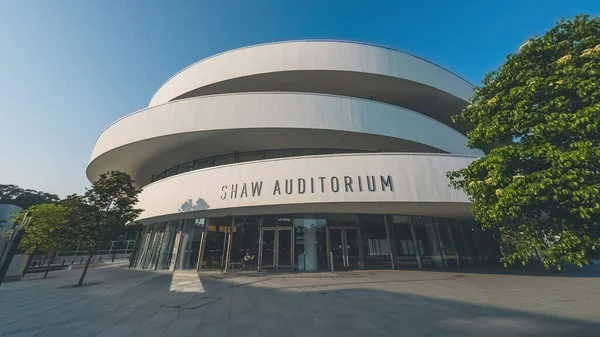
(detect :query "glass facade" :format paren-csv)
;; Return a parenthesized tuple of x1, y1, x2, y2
(389, 215, 419, 269)
(175, 218, 205, 270)
(151, 148, 373, 183)
(294, 215, 328, 271)
(131, 213, 501, 272)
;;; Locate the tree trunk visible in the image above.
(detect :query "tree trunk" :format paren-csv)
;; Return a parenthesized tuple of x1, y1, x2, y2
(78, 248, 95, 286)
(43, 251, 56, 279)
(22, 247, 38, 276)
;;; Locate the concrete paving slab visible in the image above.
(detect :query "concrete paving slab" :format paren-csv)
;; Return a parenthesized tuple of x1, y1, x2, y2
(1, 266, 600, 336)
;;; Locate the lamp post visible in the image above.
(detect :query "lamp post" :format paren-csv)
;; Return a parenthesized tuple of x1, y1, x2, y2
(0, 213, 32, 287)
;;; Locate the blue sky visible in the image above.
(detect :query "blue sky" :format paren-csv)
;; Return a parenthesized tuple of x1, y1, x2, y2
(0, 1, 598, 197)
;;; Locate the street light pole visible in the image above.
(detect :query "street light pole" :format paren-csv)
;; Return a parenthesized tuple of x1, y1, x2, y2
(0, 213, 32, 287)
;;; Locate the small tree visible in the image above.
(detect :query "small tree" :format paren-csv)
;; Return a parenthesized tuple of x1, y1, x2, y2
(18, 204, 75, 278)
(448, 15, 600, 270)
(75, 171, 142, 286)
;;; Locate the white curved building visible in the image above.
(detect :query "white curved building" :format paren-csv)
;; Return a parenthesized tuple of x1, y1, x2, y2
(89, 41, 500, 272)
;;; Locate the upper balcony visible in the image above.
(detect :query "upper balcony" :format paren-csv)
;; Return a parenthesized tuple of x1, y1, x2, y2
(149, 40, 473, 132)
(88, 92, 482, 186)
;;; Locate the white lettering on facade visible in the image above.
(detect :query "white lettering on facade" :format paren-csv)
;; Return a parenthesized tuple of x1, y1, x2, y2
(220, 175, 394, 200)
(251, 182, 262, 196)
(298, 178, 306, 194)
(344, 176, 353, 192)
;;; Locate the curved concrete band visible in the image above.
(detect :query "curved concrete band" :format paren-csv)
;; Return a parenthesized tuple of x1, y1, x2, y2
(88, 93, 482, 185)
(135, 153, 475, 223)
(149, 40, 473, 107)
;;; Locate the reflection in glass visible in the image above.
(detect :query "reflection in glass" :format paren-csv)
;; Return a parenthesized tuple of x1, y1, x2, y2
(179, 161, 194, 173)
(134, 214, 499, 271)
(265, 149, 294, 159)
(390, 215, 419, 269)
(344, 229, 360, 270)
(177, 218, 205, 269)
(229, 217, 260, 270)
(327, 214, 360, 270)
(214, 154, 235, 166)
(412, 216, 444, 268)
(434, 218, 458, 267)
(145, 223, 166, 269)
(141, 231, 156, 269)
(193, 157, 215, 170)
(238, 151, 265, 163)
(134, 225, 152, 268)
(293, 215, 327, 272)
(464, 221, 500, 263)
(165, 167, 178, 177)
(201, 217, 229, 270)
(261, 229, 275, 269)
(449, 219, 472, 265)
(278, 229, 293, 267)
(262, 215, 293, 227)
(152, 148, 378, 182)
(462, 221, 483, 263)
(329, 228, 345, 270)
(157, 221, 179, 269)
(359, 214, 392, 270)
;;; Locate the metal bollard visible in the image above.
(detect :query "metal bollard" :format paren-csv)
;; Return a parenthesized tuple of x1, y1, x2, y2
(330, 252, 334, 273)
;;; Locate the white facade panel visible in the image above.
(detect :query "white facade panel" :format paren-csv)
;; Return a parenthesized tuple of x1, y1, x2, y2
(136, 153, 474, 222)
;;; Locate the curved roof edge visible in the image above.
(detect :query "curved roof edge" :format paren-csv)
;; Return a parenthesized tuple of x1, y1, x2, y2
(148, 39, 475, 107)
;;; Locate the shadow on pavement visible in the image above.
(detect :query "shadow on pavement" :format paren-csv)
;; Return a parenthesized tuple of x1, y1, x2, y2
(2, 267, 600, 336)
(190, 270, 600, 336)
(430, 262, 600, 278)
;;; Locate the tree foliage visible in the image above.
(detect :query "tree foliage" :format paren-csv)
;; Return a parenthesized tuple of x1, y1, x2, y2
(448, 15, 600, 269)
(0, 184, 59, 209)
(75, 171, 142, 285)
(81, 171, 143, 247)
(18, 203, 76, 254)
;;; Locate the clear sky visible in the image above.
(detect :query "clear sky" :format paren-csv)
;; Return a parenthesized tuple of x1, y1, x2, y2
(0, 1, 598, 197)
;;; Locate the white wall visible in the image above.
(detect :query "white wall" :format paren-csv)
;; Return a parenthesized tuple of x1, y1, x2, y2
(136, 153, 474, 222)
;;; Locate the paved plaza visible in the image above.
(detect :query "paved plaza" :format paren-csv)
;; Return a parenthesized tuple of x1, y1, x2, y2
(1, 264, 600, 336)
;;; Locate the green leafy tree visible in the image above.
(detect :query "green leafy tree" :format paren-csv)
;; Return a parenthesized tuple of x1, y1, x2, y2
(18, 204, 76, 278)
(0, 184, 59, 209)
(448, 15, 600, 270)
(75, 171, 142, 286)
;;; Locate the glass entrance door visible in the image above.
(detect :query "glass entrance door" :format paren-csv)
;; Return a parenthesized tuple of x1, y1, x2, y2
(328, 227, 360, 271)
(259, 227, 294, 271)
(260, 229, 276, 269)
